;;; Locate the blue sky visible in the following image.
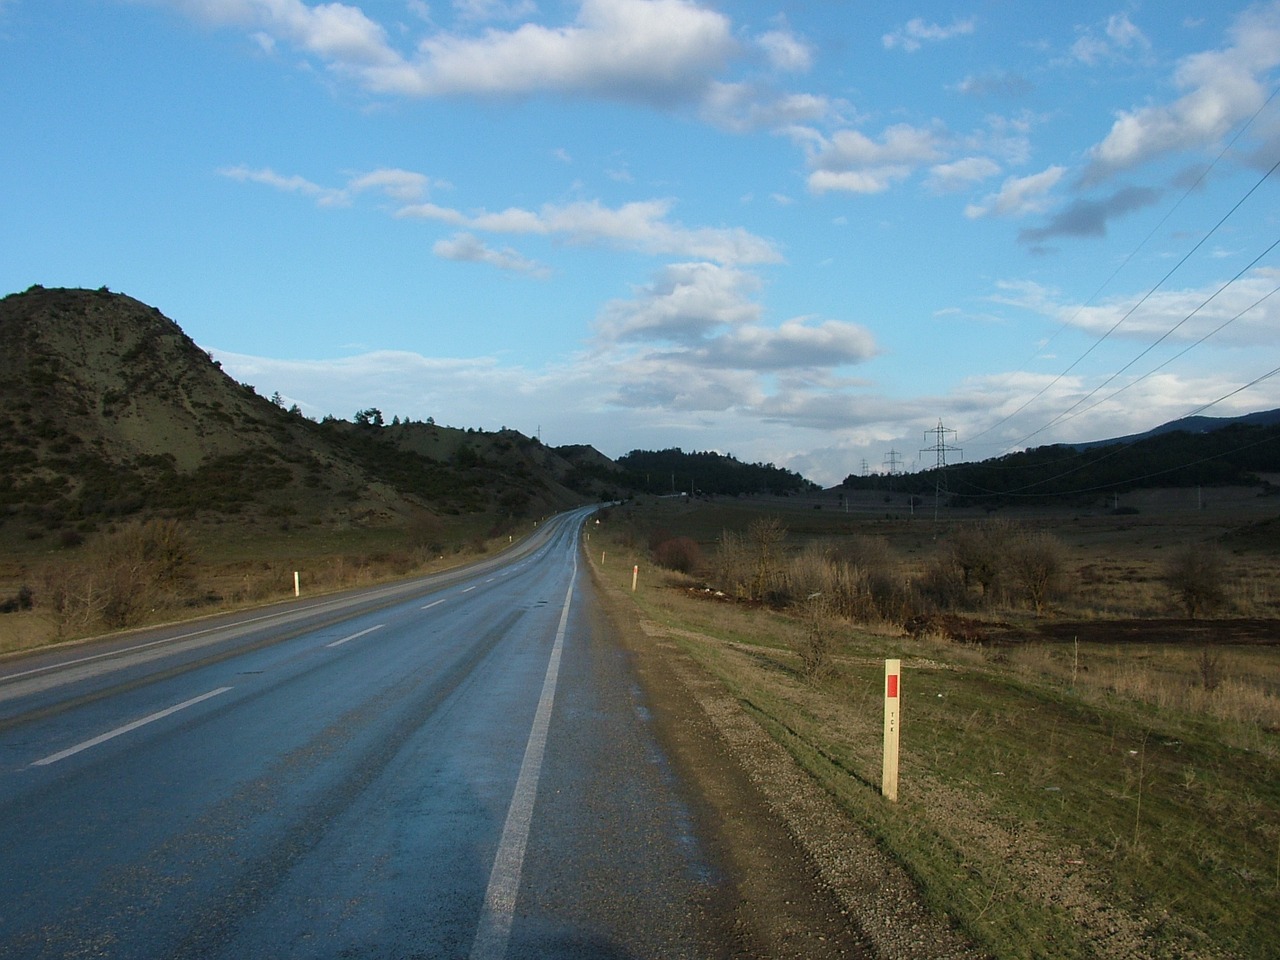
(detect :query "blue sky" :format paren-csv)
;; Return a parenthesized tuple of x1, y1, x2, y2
(3, 0, 1279, 485)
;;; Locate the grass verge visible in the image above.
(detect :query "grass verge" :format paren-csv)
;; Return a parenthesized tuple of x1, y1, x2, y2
(590, 502, 1280, 960)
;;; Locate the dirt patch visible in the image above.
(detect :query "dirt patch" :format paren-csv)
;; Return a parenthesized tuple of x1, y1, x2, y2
(1032, 617, 1280, 646)
(900, 613, 1280, 647)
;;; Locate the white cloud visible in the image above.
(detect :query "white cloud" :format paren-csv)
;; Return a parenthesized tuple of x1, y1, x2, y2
(595, 262, 763, 342)
(157, 0, 738, 106)
(698, 318, 878, 370)
(1071, 12, 1151, 66)
(882, 17, 975, 53)
(700, 82, 843, 134)
(162, 0, 400, 65)
(1063, 268, 1280, 347)
(757, 28, 812, 72)
(1084, 3, 1280, 180)
(399, 197, 782, 265)
(347, 168, 433, 202)
(219, 164, 438, 206)
(806, 123, 945, 194)
(432, 232, 548, 276)
(926, 156, 1001, 194)
(370, 0, 737, 104)
(218, 165, 349, 205)
(965, 165, 1065, 219)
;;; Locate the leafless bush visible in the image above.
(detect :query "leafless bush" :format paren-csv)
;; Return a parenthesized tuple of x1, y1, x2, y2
(1009, 530, 1067, 614)
(1198, 647, 1222, 692)
(795, 595, 838, 680)
(38, 519, 196, 633)
(1165, 543, 1227, 619)
(713, 518, 789, 603)
(653, 536, 704, 575)
(914, 555, 968, 612)
(948, 519, 1018, 605)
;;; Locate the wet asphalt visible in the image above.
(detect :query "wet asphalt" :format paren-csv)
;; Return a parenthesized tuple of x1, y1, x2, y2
(0, 508, 726, 959)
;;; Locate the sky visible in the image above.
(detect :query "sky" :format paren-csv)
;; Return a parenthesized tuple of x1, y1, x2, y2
(3, 0, 1279, 487)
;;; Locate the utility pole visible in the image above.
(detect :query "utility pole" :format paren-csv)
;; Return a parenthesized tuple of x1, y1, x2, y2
(921, 420, 961, 521)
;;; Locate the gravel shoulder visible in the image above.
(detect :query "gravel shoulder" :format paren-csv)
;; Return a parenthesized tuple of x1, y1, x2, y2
(588, 562, 986, 960)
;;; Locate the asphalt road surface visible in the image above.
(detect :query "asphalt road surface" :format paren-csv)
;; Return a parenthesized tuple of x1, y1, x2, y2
(0, 507, 868, 959)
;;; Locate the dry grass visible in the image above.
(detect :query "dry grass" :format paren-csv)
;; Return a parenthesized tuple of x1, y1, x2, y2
(0, 514, 534, 655)
(597, 495, 1280, 960)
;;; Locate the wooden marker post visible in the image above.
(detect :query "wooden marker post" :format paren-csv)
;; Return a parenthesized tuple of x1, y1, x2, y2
(883, 658, 901, 802)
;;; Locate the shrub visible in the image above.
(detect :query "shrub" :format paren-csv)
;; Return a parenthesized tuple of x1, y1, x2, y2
(38, 519, 195, 633)
(948, 519, 1018, 605)
(1165, 543, 1227, 619)
(653, 536, 703, 574)
(795, 595, 838, 680)
(712, 519, 790, 603)
(1008, 530, 1067, 614)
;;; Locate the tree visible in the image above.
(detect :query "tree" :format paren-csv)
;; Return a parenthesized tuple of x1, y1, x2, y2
(1165, 543, 1227, 619)
(949, 519, 1016, 604)
(1009, 531, 1065, 614)
(354, 407, 384, 427)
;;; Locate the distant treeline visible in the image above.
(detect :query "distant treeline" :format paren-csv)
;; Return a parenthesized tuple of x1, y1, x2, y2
(840, 422, 1280, 504)
(616, 448, 816, 497)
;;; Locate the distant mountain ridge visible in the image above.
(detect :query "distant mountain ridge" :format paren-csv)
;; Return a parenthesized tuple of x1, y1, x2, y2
(1071, 409, 1280, 450)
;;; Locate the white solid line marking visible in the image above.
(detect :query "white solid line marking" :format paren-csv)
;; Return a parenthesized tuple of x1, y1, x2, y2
(33, 687, 234, 767)
(326, 624, 385, 648)
(469, 550, 576, 960)
(421, 599, 446, 610)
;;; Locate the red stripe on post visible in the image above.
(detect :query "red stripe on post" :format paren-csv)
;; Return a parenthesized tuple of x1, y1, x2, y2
(887, 674, 899, 698)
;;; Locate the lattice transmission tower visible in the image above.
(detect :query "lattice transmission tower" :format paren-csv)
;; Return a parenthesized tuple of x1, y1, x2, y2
(921, 420, 961, 470)
(920, 420, 962, 519)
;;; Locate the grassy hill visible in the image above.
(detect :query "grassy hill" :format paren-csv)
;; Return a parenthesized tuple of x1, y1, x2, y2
(0, 285, 614, 550)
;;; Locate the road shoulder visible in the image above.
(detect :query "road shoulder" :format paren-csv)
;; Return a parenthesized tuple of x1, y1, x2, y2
(586, 560, 985, 960)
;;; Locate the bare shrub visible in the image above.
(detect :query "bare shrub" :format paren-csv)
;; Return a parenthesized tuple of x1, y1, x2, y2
(1165, 543, 1227, 619)
(948, 519, 1017, 605)
(653, 536, 704, 575)
(914, 555, 968, 612)
(1197, 647, 1222, 692)
(1009, 530, 1066, 614)
(748, 517, 788, 604)
(713, 518, 789, 603)
(37, 519, 195, 634)
(712, 528, 751, 599)
(795, 595, 838, 680)
(95, 519, 195, 627)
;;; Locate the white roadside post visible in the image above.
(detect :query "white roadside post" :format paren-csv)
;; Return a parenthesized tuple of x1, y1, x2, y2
(294, 571, 300, 598)
(883, 658, 902, 802)
(631, 565, 639, 592)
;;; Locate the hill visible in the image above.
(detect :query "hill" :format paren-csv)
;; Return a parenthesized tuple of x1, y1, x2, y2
(1070, 408, 1280, 449)
(0, 285, 614, 546)
(616, 448, 816, 497)
(840, 417, 1280, 505)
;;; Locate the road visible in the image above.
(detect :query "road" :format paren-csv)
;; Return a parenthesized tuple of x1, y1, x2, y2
(0, 507, 874, 959)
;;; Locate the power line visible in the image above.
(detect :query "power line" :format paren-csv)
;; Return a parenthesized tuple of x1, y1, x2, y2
(967, 86, 1280, 449)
